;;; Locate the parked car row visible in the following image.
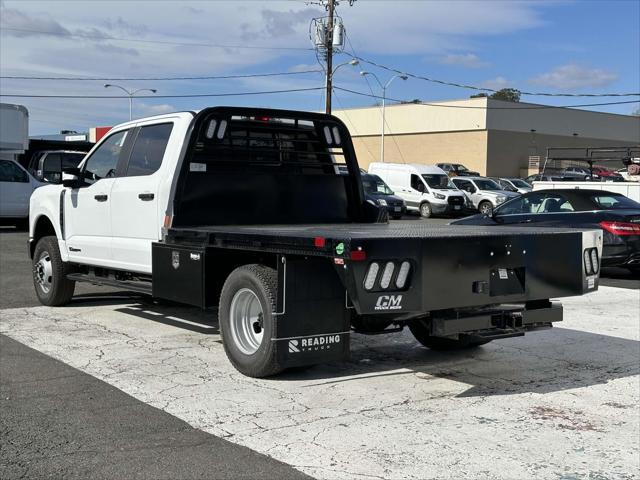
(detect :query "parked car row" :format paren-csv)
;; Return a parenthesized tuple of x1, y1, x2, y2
(526, 166, 627, 183)
(366, 163, 532, 218)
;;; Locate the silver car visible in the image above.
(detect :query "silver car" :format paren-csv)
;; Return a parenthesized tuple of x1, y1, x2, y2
(451, 176, 521, 215)
(491, 177, 533, 194)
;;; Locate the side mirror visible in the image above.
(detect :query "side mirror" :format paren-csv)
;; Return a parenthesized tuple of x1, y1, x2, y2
(62, 167, 82, 188)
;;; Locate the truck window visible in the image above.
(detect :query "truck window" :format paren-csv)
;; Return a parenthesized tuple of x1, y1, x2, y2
(83, 130, 129, 184)
(410, 174, 425, 192)
(0, 160, 28, 183)
(125, 123, 173, 177)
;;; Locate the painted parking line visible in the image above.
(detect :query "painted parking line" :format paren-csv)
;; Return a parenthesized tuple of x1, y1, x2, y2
(1, 286, 638, 480)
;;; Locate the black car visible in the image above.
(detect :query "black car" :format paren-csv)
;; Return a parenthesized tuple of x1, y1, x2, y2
(452, 189, 640, 273)
(436, 163, 480, 177)
(361, 173, 406, 219)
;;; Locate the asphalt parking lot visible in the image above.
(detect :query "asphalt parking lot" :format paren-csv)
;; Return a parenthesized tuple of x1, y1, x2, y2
(1, 224, 639, 479)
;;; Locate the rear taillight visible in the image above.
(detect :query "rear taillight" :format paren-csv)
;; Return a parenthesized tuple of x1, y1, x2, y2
(584, 247, 600, 275)
(599, 221, 640, 236)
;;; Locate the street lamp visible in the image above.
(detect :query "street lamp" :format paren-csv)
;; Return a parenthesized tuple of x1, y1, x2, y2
(324, 58, 359, 114)
(360, 71, 408, 162)
(104, 84, 157, 121)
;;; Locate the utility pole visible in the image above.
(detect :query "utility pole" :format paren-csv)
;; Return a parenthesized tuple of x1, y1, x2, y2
(310, 0, 355, 115)
(325, 0, 335, 114)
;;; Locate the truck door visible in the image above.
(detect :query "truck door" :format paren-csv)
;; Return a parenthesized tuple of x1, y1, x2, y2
(65, 129, 132, 266)
(406, 174, 427, 209)
(109, 123, 174, 273)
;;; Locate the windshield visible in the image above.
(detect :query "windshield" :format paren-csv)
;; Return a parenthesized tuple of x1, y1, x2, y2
(454, 164, 468, 172)
(510, 179, 531, 188)
(362, 175, 394, 195)
(422, 174, 454, 189)
(590, 194, 640, 210)
(475, 179, 502, 191)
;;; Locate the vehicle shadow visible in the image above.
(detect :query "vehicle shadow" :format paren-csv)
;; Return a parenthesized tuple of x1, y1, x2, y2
(284, 327, 640, 397)
(101, 297, 639, 397)
(114, 303, 219, 335)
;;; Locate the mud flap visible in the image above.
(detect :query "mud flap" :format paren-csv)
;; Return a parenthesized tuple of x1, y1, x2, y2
(273, 256, 351, 369)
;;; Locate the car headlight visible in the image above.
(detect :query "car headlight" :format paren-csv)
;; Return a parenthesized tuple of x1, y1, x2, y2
(377, 199, 387, 206)
(433, 193, 446, 200)
(496, 195, 507, 204)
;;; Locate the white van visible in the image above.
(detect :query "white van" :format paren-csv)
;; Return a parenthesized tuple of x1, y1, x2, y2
(368, 163, 467, 217)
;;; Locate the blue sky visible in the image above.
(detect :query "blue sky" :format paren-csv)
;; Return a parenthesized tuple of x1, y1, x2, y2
(1, 0, 638, 134)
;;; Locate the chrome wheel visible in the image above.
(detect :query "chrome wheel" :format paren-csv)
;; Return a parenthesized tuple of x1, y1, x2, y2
(420, 203, 431, 217)
(34, 251, 53, 294)
(229, 288, 264, 355)
(479, 202, 493, 215)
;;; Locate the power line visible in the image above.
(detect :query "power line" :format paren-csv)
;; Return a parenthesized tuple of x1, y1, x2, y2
(0, 86, 324, 99)
(352, 55, 640, 98)
(0, 70, 323, 81)
(334, 86, 640, 109)
(344, 32, 407, 164)
(1, 27, 314, 51)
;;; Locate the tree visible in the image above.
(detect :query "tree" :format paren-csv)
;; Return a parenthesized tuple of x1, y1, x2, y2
(490, 88, 521, 102)
(470, 89, 521, 102)
(632, 107, 640, 116)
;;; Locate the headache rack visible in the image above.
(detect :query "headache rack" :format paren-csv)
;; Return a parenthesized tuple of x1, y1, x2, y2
(191, 112, 350, 172)
(541, 146, 640, 177)
(168, 107, 369, 228)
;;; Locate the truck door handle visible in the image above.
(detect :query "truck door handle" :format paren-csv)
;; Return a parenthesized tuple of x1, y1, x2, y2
(138, 193, 155, 201)
(94, 194, 108, 202)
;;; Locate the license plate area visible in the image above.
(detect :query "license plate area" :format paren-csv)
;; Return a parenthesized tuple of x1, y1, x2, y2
(490, 267, 525, 296)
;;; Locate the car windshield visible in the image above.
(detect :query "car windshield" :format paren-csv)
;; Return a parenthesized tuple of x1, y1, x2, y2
(422, 174, 454, 189)
(454, 164, 468, 172)
(475, 179, 502, 191)
(510, 179, 531, 188)
(590, 194, 640, 210)
(362, 176, 394, 195)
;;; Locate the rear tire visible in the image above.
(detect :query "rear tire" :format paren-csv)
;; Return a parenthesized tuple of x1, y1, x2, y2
(218, 264, 282, 378)
(32, 236, 75, 306)
(419, 202, 432, 218)
(409, 319, 491, 350)
(478, 201, 493, 216)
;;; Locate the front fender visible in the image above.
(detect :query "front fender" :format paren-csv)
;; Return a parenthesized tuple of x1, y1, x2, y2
(29, 185, 67, 261)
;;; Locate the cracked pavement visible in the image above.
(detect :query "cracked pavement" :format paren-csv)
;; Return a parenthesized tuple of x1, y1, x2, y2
(1, 286, 638, 479)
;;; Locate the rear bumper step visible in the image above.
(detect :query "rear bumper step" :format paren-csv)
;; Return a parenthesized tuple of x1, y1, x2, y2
(431, 302, 562, 338)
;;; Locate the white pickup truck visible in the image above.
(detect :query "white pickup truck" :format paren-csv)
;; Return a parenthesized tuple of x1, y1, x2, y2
(29, 107, 602, 377)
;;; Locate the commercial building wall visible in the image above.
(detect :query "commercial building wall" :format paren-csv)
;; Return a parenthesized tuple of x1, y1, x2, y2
(334, 98, 640, 176)
(350, 130, 488, 172)
(486, 130, 639, 177)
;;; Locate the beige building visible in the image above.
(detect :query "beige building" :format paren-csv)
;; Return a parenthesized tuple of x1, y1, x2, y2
(332, 97, 640, 177)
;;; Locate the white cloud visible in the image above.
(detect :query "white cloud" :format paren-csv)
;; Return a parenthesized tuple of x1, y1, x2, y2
(530, 64, 618, 90)
(481, 76, 509, 90)
(0, 1, 552, 132)
(439, 53, 488, 68)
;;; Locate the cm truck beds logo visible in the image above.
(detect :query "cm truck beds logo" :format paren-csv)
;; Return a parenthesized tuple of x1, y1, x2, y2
(375, 295, 403, 310)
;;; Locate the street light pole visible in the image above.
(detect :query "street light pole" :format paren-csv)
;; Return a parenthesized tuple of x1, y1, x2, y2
(104, 84, 157, 121)
(360, 72, 407, 162)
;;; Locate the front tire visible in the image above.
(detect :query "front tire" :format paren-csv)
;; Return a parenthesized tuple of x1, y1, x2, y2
(409, 319, 491, 350)
(32, 236, 75, 306)
(218, 264, 282, 378)
(478, 201, 493, 216)
(419, 202, 432, 218)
